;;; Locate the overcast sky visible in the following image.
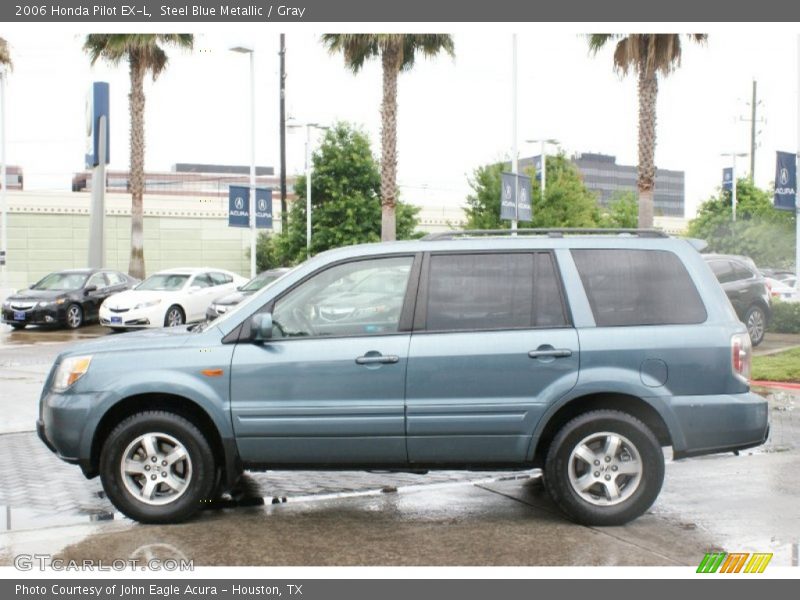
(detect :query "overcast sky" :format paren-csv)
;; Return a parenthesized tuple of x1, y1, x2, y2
(2, 26, 799, 218)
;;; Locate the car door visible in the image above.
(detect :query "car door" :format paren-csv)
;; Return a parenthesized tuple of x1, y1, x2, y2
(185, 273, 217, 322)
(405, 251, 579, 465)
(230, 254, 419, 466)
(83, 272, 110, 320)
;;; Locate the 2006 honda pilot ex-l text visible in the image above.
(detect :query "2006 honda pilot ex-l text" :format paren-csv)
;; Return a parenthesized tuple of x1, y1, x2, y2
(37, 230, 769, 526)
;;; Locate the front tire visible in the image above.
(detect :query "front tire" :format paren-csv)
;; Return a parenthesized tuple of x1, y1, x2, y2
(99, 411, 216, 524)
(745, 305, 766, 347)
(65, 303, 83, 329)
(164, 305, 185, 327)
(544, 410, 664, 526)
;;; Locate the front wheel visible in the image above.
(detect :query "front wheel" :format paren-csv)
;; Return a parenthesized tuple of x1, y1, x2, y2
(164, 305, 185, 327)
(65, 303, 83, 329)
(544, 410, 664, 526)
(745, 305, 766, 347)
(99, 411, 217, 524)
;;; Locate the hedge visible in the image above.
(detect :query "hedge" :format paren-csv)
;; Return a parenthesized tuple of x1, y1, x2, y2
(768, 300, 800, 334)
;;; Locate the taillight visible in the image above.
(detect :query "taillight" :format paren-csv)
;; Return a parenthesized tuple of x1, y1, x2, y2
(731, 333, 752, 383)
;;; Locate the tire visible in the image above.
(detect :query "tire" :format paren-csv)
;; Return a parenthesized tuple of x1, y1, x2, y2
(65, 303, 83, 329)
(544, 410, 664, 526)
(164, 305, 185, 328)
(744, 305, 766, 347)
(99, 411, 217, 524)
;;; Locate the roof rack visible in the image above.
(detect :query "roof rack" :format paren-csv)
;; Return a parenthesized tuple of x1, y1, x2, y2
(422, 228, 670, 241)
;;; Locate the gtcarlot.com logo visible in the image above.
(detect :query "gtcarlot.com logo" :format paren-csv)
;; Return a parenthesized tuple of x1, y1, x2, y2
(697, 552, 773, 573)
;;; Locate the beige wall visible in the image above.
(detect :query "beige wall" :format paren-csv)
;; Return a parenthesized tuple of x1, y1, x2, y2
(3, 191, 253, 289)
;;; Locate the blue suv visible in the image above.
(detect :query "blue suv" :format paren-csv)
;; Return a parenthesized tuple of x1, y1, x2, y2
(37, 230, 769, 525)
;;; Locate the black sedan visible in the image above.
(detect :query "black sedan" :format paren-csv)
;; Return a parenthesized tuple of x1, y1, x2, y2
(1, 269, 139, 330)
(206, 268, 290, 321)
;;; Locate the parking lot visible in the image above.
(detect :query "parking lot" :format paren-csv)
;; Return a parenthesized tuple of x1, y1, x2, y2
(0, 322, 799, 566)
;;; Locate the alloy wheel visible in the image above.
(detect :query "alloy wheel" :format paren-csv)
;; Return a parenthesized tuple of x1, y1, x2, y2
(566, 431, 643, 506)
(120, 432, 193, 506)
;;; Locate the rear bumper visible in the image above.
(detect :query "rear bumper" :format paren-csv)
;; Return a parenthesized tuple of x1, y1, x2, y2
(668, 391, 769, 459)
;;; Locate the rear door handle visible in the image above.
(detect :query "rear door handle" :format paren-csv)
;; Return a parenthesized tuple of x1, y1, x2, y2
(355, 354, 400, 365)
(528, 349, 573, 359)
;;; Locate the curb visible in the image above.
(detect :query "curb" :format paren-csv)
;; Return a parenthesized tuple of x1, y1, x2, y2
(751, 380, 800, 391)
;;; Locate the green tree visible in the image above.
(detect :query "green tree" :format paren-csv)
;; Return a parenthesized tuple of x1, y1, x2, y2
(321, 34, 454, 242)
(600, 191, 639, 228)
(260, 122, 419, 267)
(464, 154, 600, 229)
(588, 34, 707, 228)
(83, 34, 194, 279)
(687, 178, 796, 267)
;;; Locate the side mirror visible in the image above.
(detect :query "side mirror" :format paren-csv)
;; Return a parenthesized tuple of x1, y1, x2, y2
(250, 313, 273, 343)
(84, 285, 98, 295)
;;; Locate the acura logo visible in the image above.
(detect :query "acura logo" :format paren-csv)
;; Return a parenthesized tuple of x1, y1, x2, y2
(780, 167, 789, 185)
(503, 182, 513, 200)
(258, 198, 267, 211)
(234, 197, 244, 210)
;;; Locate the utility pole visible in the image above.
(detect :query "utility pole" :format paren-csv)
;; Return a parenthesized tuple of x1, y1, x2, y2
(511, 33, 518, 231)
(279, 34, 288, 233)
(740, 79, 764, 181)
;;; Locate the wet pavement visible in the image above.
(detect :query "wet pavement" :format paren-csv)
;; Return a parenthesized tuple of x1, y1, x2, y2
(1, 323, 799, 566)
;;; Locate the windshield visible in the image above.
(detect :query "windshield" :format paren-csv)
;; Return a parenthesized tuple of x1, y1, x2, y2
(136, 274, 190, 291)
(241, 271, 286, 293)
(31, 273, 88, 291)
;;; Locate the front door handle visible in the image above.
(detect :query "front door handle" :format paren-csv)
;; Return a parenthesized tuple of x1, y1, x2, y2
(528, 349, 573, 359)
(355, 354, 400, 365)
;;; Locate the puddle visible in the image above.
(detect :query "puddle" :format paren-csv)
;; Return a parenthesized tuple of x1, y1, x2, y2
(0, 505, 118, 532)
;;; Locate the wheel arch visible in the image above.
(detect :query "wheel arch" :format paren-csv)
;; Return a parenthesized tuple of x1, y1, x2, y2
(529, 392, 673, 467)
(88, 392, 240, 488)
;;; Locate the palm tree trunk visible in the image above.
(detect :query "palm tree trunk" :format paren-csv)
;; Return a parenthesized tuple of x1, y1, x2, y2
(380, 43, 402, 242)
(637, 67, 657, 229)
(128, 53, 146, 279)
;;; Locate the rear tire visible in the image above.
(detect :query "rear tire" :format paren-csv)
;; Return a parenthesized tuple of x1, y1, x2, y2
(544, 410, 664, 526)
(745, 305, 766, 347)
(99, 411, 216, 524)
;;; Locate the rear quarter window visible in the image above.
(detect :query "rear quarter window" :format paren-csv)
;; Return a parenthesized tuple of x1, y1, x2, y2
(571, 249, 707, 326)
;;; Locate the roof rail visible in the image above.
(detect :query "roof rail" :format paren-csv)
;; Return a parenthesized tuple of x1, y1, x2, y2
(421, 228, 670, 241)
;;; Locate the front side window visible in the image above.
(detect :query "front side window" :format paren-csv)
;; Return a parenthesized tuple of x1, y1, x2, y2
(425, 252, 568, 332)
(209, 272, 232, 286)
(271, 256, 414, 338)
(192, 274, 214, 288)
(572, 249, 707, 326)
(86, 272, 108, 289)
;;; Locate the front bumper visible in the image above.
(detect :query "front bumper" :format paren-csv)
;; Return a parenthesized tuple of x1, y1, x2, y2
(2, 304, 67, 326)
(669, 391, 769, 459)
(99, 305, 160, 329)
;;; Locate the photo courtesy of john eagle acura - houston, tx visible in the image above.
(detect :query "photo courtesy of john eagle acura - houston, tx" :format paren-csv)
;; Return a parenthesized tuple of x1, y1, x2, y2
(36, 230, 769, 526)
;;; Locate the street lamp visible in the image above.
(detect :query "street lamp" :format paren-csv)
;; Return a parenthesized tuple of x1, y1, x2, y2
(720, 151, 748, 222)
(229, 44, 257, 279)
(0, 64, 7, 292)
(525, 138, 560, 198)
(288, 121, 328, 257)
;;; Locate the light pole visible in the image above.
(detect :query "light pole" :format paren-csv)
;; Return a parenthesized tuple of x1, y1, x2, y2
(721, 152, 747, 222)
(288, 121, 328, 257)
(230, 45, 257, 279)
(525, 138, 560, 198)
(511, 34, 518, 231)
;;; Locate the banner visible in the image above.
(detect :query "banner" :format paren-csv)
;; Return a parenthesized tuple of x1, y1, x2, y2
(229, 186, 274, 229)
(722, 167, 733, 192)
(774, 151, 797, 211)
(500, 173, 533, 222)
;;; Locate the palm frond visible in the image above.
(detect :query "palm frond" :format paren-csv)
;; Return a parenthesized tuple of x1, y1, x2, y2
(0, 37, 13, 70)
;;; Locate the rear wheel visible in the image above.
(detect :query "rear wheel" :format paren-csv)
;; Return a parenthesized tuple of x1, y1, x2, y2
(745, 305, 766, 346)
(544, 410, 664, 526)
(99, 411, 216, 524)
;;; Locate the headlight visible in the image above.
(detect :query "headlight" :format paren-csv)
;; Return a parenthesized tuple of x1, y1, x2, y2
(39, 298, 66, 307)
(133, 299, 161, 310)
(52, 355, 93, 391)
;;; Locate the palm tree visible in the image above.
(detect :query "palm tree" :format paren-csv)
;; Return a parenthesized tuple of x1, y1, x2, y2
(0, 37, 12, 70)
(322, 34, 454, 241)
(588, 34, 707, 228)
(83, 34, 193, 279)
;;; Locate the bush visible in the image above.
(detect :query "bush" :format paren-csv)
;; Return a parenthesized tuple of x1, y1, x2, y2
(768, 300, 800, 334)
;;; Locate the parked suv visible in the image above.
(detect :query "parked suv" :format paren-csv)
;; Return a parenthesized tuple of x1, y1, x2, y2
(37, 230, 768, 526)
(703, 254, 771, 346)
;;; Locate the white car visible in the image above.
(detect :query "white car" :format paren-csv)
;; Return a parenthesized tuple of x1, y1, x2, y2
(99, 268, 248, 330)
(765, 276, 800, 303)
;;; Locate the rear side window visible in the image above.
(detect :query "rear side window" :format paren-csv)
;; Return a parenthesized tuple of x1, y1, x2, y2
(425, 252, 569, 331)
(572, 249, 707, 326)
